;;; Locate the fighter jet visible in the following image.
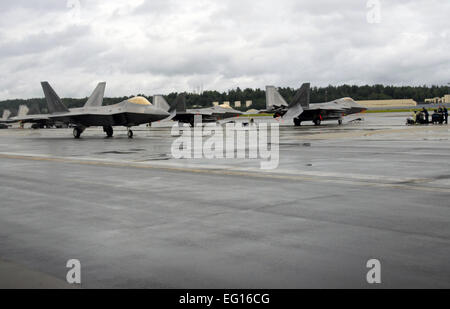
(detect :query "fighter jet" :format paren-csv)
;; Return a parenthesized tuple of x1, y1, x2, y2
(41, 82, 169, 138)
(153, 94, 242, 126)
(10, 104, 54, 128)
(265, 83, 366, 125)
(0, 106, 32, 126)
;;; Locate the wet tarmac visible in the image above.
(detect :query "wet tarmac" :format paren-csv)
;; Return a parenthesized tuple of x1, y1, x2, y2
(0, 113, 449, 288)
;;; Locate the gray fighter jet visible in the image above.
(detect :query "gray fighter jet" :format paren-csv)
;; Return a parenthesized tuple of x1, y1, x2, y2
(11, 105, 54, 128)
(0, 106, 31, 126)
(265, 83, 366, 125)
(41, 82, 169, 138)
(153, 94, 242, 126)
(10, 83, 108, 129)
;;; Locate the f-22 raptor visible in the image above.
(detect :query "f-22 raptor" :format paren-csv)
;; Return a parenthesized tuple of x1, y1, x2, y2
(153, 94, 242, 126)
(41, 82, 169, 138)
(265, 83, 367, 125)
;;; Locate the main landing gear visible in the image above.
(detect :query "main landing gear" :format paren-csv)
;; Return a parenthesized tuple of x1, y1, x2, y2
(73, 126, 85, 138)
(338, 119, 343, 125)
(294, 118, 301, 126)
(103, 126, 113, 138)
(313, 118, 321, 126)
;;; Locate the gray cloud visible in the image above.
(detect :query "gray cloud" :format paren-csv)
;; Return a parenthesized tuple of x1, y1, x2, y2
(0, 0, 449, 99)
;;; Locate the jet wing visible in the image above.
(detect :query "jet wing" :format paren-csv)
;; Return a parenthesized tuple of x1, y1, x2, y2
(12, 114, 51, 123)
(185, 109, 214, 115)
(306, 105, 346, 112)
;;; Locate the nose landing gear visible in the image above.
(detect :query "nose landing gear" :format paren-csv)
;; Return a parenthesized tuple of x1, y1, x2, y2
(127, 128, 134, 139)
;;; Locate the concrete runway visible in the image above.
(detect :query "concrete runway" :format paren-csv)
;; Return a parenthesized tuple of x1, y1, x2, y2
(0, 113, 449, 288)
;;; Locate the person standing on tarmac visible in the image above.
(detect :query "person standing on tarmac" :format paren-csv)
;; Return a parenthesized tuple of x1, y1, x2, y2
(422, 107, 429, 124)
(412, 111, 417, 124)
(444, 106, 448, 124)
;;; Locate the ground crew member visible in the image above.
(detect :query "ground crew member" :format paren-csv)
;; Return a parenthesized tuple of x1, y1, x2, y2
(412, 111, 417, 124)
(422, 107, 429, 123)
(444, 106, 448, 124)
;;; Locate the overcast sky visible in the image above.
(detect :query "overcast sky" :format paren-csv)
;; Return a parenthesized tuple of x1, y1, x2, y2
(0, 0, 448, 99)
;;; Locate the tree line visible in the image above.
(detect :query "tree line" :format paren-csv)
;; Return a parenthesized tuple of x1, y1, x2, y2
(1, 84, 449, 115)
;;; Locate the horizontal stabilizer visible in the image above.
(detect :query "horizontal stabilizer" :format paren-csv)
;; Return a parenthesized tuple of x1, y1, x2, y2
(282, 103, 303, 120)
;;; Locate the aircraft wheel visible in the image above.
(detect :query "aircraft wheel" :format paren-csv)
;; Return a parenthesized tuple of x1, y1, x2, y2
(338, 119, 343, 125)
(127, 129, 134, 139)
(73, 127, 82, 139)
(293, 118, 301, 126)
(313, 118, 321, 126)
(103, 126, 113, 137)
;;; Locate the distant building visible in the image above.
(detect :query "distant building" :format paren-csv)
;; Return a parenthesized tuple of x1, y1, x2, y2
(212, 101, 219, 106)
(245, 100, 252, 107)
(234, 101, 241, 108)
(424, 95, 450, 104)
(356, 99, 417, 108)
(223, 101, 230, 107)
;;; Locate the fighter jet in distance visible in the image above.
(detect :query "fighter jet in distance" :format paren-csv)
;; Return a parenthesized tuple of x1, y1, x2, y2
(0, 106, 32, 127)
(41, 82, 169, 138)
(10, 104, 55, 128)
(265, 83, 367, 125)
(153, 94, 242, 126)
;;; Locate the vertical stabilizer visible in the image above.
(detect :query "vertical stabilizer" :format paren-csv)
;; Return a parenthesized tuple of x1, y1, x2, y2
(41, 82, 69, 114)
(18, 105, 29, 117)
(84, 82, 106, 107)
(266, 86, 288, 109)
(281, 83, 310, 120)
(154, 95, 170, 112)
(170, 94, 186, 113)
(289, 83, 310, 108)
(1, 109, 11, 120)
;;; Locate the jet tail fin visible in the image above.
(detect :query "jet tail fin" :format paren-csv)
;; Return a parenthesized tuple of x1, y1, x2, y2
(169, 93, 186, 113)
(1, 109, 11, 120)
(281, 83, 310, 120)
(290, 82, 310, 109)
(17, 105, 29, 117)
(41, 82, 69, 113)
(265, 86, 288, 109)
(153, 95, 170, 112)
(84, 82, 106, 107)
